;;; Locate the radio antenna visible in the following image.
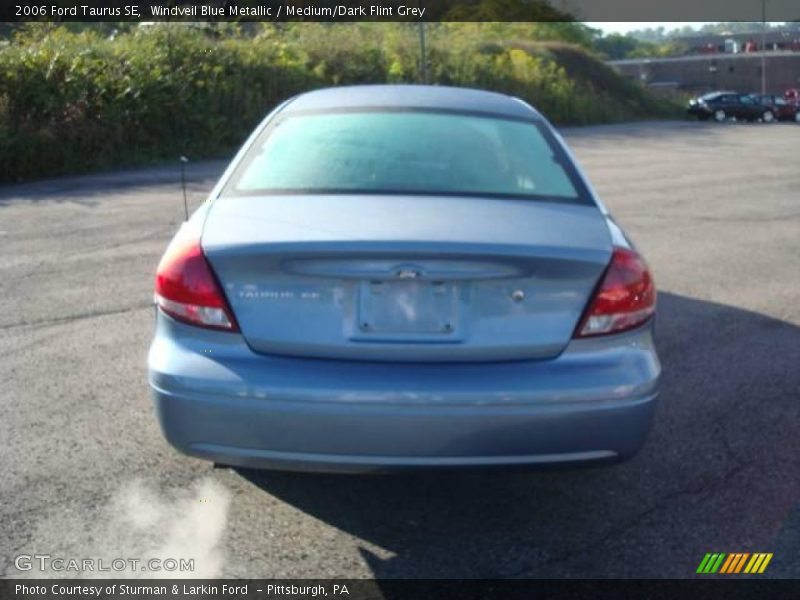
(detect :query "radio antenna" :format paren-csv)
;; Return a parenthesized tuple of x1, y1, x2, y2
(180, 156, 189, 221)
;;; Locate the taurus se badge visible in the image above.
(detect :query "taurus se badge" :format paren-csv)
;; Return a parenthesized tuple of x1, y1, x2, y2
(396, 268, 421, 279)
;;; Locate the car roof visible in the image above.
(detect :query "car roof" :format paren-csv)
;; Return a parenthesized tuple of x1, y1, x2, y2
(280, 85, 542, 120)
(702, 90, 736, 98)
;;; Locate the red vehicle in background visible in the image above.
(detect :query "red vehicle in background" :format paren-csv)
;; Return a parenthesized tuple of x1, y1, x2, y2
(786, 89, 800, 105)
(752, 93, 800, 122)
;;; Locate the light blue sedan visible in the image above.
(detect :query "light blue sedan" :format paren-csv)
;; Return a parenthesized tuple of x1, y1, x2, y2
(148, 85, 660, 472)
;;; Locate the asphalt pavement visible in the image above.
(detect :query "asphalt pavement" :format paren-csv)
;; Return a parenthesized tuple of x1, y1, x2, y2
(1, 120, 798, 579)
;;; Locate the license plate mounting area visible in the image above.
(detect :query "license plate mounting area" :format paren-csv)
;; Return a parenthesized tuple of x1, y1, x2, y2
(356, 279, 459, 339)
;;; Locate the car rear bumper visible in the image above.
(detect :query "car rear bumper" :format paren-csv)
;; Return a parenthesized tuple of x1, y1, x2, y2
(148, 313, 661, 473)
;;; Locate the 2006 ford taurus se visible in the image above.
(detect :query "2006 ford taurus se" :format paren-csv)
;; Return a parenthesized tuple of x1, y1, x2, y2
(148, 85, 660, 472)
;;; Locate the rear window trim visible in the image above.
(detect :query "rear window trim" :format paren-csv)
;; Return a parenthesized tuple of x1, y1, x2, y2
(220, 106, 594, 207)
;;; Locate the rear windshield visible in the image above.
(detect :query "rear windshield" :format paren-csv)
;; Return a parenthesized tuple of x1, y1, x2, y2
(224, 110, 589, 204)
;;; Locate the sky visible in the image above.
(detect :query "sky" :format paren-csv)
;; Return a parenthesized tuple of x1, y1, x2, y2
(585, 22, 714, 35)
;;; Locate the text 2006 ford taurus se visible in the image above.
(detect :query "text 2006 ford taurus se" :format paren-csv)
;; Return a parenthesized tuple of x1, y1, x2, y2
(148, 85, 660, 472)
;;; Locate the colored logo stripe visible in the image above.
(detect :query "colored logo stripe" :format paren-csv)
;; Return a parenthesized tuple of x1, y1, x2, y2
(719, 554, 736, 573)
(697, 552, 773, 574)
(720, 553, 749, 573)
(697, 553, 726, 573)
(744, 553, 773, 574)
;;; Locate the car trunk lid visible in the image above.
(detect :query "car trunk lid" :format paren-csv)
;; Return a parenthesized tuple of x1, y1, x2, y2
(202, 194, 612, 362)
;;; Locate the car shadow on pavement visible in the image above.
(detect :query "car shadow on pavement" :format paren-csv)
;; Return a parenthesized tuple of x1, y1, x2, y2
(236, 291, 800, 578)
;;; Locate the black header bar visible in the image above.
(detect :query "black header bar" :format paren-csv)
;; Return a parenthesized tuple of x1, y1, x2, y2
(2, 0, 800, 22)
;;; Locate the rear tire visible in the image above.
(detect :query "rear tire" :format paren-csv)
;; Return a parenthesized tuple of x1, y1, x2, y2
(762, 110, 775, 123)
(713, 109, 726, 122)
(794, 112, 800, 123)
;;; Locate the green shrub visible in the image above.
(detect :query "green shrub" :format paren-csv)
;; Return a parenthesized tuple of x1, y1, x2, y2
(0, 24, 678, 183)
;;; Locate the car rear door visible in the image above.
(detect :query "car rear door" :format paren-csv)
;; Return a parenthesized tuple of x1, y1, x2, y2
(738, 95, 760, 119)
(718, 94, 738, 117)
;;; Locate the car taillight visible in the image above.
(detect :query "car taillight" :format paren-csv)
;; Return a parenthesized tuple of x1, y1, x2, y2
(575, 247, 656, 338)
(154, 239, 238, 331)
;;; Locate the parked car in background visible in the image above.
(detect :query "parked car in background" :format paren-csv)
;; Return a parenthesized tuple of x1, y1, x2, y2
(148, 85, 661, 472)
(687, 91, 775, 123)
(752, 94, 800, 122)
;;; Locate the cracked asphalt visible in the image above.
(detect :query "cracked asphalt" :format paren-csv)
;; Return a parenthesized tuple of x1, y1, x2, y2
(1, 121, 798, 579)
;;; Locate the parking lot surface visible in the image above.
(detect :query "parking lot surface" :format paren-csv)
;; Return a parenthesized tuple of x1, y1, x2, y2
(1, 121, 798, 578)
